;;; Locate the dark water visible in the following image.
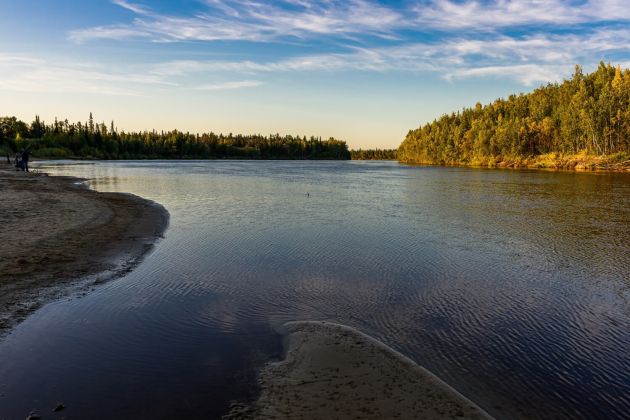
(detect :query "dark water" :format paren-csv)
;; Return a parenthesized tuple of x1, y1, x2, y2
(1, 161, 629, 419)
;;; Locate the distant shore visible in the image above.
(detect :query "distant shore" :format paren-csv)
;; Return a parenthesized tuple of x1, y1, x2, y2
(0, 164, 168, 338)
(230, 321, 493, 420)
(399, 152, 630, 172)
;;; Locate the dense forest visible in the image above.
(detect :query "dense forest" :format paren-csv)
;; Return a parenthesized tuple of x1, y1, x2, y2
(0, 114, 350, 160)
(350, 148, 397, 160)
(398, 63, 630, 169)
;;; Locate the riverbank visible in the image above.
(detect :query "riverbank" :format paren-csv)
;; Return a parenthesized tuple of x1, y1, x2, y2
(0, 164, 169, 338)
(399, 152, 630, 171)
(234, 321, 493, 419)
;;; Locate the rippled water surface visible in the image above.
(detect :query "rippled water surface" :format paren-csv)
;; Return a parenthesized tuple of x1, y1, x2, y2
(1, 161, 629, 419)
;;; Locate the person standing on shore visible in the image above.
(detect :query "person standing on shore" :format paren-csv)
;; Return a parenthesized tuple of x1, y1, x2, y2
(21, 149, 30, 172)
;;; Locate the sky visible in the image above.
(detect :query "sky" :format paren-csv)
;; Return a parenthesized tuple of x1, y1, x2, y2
(1, 0, 630, 149)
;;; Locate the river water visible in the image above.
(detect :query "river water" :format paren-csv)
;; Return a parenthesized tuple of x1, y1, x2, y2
(1, 160, 629, 419)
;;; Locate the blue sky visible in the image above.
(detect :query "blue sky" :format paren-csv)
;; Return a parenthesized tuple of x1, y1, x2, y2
(1, 0, 630, 148)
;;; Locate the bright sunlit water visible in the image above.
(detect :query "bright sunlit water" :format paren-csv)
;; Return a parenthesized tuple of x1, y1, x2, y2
(1, 160, 629, 419)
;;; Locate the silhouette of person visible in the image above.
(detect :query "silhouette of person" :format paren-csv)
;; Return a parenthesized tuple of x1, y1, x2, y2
(21, 149, 30, 172)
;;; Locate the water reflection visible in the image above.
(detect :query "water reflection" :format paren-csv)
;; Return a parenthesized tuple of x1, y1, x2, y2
(0, 161, 628, 419)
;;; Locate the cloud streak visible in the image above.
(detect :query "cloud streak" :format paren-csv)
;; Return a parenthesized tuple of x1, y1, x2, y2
(69, 0, 402, 43)
(0, 54, 173, 96)
(414, 0, 630, 29)
(194, 80, 263, 91)
(111, 0, 151, 15)
(0, 53, 264, 96)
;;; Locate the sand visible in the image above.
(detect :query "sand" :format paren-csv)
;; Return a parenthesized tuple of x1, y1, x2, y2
(232, 321, 493, 420)
(0, 164, 168, 337)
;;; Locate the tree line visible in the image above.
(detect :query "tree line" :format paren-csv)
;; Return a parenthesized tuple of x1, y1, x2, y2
(350, 148, 397, 160)
(398, 63, 630, 166)
(0, 114, 350, 160)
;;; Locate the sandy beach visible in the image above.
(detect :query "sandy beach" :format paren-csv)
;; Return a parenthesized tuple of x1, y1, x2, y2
(233, 321, 493, 420)
(0, 163, 168, 338)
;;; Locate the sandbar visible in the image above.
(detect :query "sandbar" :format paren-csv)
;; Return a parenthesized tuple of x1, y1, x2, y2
(0, 163, 168, 337)
(233, 321, 493, 419)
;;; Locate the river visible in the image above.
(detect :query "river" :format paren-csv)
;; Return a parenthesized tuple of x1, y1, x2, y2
(1, 160, 628, 419)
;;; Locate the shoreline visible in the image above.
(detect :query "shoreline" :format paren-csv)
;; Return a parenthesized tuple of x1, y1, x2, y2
(0, 164, 169, 338)
(232, 321, 493, 419)
(398, 153, 630, 172)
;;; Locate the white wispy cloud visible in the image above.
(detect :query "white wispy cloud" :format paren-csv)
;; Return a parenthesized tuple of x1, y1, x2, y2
(445, 65, 568, 86)
(0, 53, 264, 96)
(0, 53, 44, 65)
(0, 54, 173, 95)
(69, 0, 403, 43)
(111, 0, 152, 15)
(413, 0, 630, 29)
(194, 80, 263, 91)
(69, 25, 153, 43)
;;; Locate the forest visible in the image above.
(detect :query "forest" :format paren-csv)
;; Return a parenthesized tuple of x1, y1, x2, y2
(398, 63, 630, 169)
(350, 148, 397, 160)
(0, 114, 350, 160)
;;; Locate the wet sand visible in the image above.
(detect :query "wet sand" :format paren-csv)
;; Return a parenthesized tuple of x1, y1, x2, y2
(0, 164, 168, 338)
(238, 321, 493, 419)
